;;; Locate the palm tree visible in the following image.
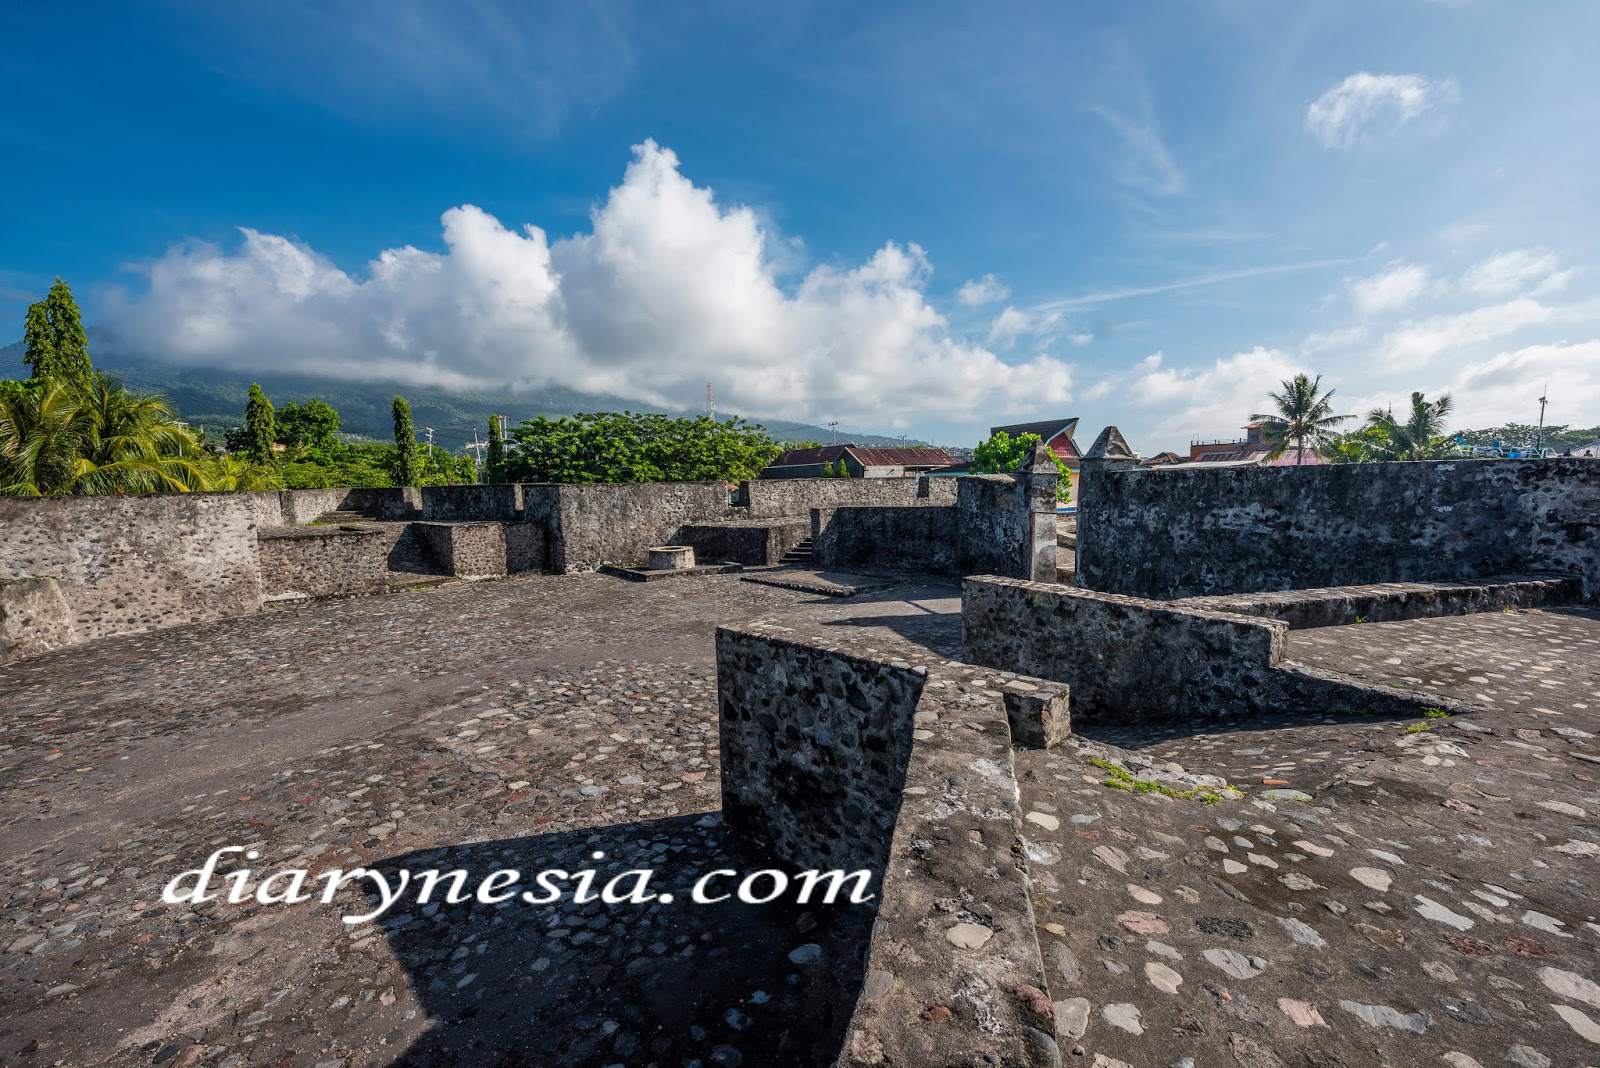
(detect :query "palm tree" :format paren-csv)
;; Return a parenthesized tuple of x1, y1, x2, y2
(0, 378, 214, 496)
(1251, 373, 1351, 464)
(202, 453, 285, 491)
(1365, 391, 1455, 461)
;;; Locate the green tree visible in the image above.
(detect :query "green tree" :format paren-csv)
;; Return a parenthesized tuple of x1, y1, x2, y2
(1365, 392, 1455, 461)
(504, 412, 779, 484)
(0, 378, 210, 496)
(392, 395, 418, 485)
(276, 399, 341, 450)
(973, 430, 1072, 498)
(201, 453, 284, 491)
(23, 278, 93, 386)
(1250, 373, 1350, 463)
(456, 452, 478, 484)
(486, 415, 505, 483)
(243, 383, 276, 465)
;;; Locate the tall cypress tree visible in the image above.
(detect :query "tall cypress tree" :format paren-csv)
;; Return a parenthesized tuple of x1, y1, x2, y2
(244, 383, 276, 465)
(23, 277, 93, 386)
(486, 414, 505, 483)
(393, 395, 418, 486)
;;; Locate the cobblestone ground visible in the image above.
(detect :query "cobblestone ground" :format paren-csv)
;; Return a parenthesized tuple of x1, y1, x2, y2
(0, 573, 959, 1068)
(1019, 607, 1600, 1068)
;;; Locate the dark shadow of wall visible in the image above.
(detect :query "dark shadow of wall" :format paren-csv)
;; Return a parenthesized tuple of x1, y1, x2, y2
(370, 814, 877, 1067)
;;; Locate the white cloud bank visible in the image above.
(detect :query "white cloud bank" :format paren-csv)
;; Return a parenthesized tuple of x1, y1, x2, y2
(1306, 72, 1457, 148)
(102, 141, 1077, 427)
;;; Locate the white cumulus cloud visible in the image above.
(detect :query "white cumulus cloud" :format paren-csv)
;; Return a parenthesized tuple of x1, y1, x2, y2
(1349, 262, 1432, 316)
(102, 141, 1078, 426)
(957, 274, 1010, 306)
(1306, 72, 1457, 148)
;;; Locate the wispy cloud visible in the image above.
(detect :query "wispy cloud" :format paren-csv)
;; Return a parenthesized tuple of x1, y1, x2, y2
(1306, 72, 1458, 148)
(1031, 256, 1361, 315)
(1091, 104, 1186, 197)
(957, 274, 1010, 306)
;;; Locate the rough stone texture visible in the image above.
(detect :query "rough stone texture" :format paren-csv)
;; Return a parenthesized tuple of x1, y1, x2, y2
(918, 474, 959, 504)
(526, 481, 734, 573)
(1018, 605, 1600, 1068)
(718, 623, 1068, 1068)
(419, 483, 521, 522)
(718, 628, 923, 875)
(244, 488, 422, 529)
(413, 521, 509, 579)
(0, 493, 263, 644)
(503, 519, 550, 573)
(1176, 575, 1585, 629)
(738, 477, 928, 518)
(963, 575, 1462, 725)
(1076, 456, 1600, 600)
(679, 517, 810, 565)
(1005, 684, 1072, 749)
(256, 526, 390, 600)
(0, 572, 965, 1068)
(0, 577, 76, 664)
(811, 468, 1057, 581)
(811, 504, 962, 574)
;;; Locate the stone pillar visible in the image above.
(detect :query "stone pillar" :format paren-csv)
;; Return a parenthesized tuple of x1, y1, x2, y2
(1076, 426, 1139, 587)
(1018, 442, 1059, 583)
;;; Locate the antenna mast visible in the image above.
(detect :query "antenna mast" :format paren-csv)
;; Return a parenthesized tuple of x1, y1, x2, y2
(1536, 383, 1548, 455)
(706, 383, 715, 424)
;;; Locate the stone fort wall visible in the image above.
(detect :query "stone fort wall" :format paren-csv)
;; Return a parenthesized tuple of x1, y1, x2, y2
(1077, 456, 1600, 600)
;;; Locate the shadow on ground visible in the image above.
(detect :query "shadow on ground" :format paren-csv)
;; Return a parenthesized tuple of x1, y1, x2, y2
(367, 814, 877, 1067)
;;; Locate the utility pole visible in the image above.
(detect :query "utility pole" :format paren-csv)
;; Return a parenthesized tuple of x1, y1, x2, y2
(706, 383, 715, 424)
(827, 421, 839, 445)
(1536, 384, 1548, 455)
(423, 426, 435, 448)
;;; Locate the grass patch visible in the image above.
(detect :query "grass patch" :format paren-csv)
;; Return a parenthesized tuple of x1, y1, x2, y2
(1090, 758, 1242, 805)
(1403, 707, 1452, 734)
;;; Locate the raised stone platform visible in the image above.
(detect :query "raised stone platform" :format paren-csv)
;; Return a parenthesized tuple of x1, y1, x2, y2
(1175, 574, 1585, 629)
(739, 568, 900, 598)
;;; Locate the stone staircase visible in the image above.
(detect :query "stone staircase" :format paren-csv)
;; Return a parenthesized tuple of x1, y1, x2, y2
(780, 536, 815, 566)
(315, 509, 373, 527)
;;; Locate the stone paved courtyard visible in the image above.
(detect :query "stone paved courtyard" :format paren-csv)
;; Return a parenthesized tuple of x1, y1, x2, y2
(1020, 607, 1600, 1068)
(0, 573, 957, 1068)
(4, 571, 1600, 1068)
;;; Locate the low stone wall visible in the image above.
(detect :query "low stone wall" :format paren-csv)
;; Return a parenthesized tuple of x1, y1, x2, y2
(812, 506, 961, 573)
(420, 484, 521, 522)
(529, 481, 734, 572)
(679, 518, 809, 565)
(504, 521, 550, 573)
(0, 577, 76, 664)
(811, 463, 1057, 581)
(247, 487, 421, 528)
(413, 522, 508, 579)
(739, 477, 926, 518)
(1077, 454, 1600, 599)
(963, 575, 1460, 725)
(257, 527, 390, 600)
(1176, 575, 1585, 629)
(717, 623, 1065, 1067)
(0, 493, 263, 645)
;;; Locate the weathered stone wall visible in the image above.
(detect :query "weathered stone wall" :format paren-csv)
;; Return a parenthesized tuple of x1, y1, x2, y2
(420, 484, 521, 522)
(963, 575, 1459, 725)
(718, 623, 1066, 1067)
(1077, 457, 1600, 599)
(246, 487, 421, 528)
(504, 521, 550, 573)
(529, 482, 734, 572)
(917, 475, 959, 504)
(0, 493, 263, 644)
(739, 477, 926, 518)
(1175, 575, 1585, 629)
(719, 627, 924, 874)
(257, 527, 389, 600)
(0, 577, 76, 664)
(811, 467, 1056, 581)
(413, 522, 508, 578)
(679, 518, 810, 565)
(811, 506, 962, 574)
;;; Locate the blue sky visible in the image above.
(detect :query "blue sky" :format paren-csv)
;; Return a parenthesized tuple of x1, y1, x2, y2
(3, 0, 1598, 451)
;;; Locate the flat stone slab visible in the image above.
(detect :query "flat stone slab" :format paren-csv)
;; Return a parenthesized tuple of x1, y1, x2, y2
(598, 562, 744, 582)
(1175, 574, 1584, 629)
(739, 568, 899, 598)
